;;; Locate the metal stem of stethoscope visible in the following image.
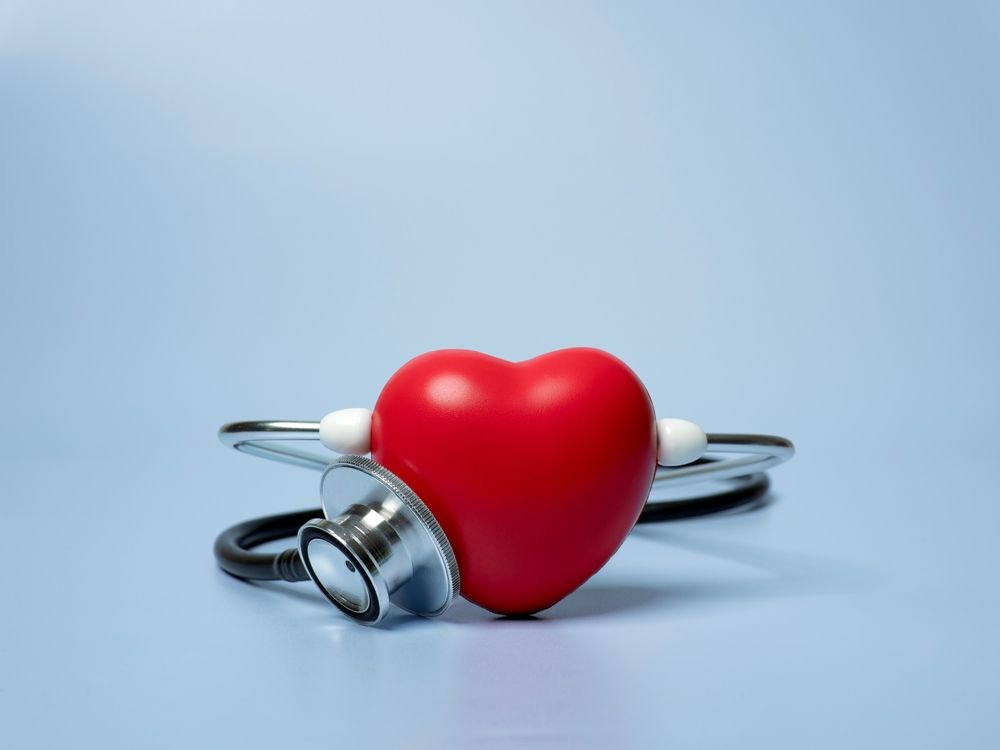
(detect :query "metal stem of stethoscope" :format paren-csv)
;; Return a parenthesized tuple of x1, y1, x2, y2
(217, 420, 795, 488)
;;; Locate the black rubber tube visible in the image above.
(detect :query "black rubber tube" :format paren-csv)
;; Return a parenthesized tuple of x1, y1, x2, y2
(213, 508, 316, 582)
(637, 472, 770, 523)
(213, 472, 772, 582)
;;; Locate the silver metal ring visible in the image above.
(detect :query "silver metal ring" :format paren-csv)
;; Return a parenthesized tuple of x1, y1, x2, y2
(297, 455, 460, 624)
(219, 420, 795, 493)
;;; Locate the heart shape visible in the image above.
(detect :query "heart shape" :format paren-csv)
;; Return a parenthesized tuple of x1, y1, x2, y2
(371, 348, 657, 615)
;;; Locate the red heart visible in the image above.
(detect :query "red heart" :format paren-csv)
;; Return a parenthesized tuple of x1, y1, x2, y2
(371, 348, 657, 615)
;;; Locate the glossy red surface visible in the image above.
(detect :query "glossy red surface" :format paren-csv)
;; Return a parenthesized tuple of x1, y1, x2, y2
(371, 348, 657, 615)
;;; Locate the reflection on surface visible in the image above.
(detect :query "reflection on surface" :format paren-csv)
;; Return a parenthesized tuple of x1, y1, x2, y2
(224, 504, 879, 748)
(447, 611, 642, 748)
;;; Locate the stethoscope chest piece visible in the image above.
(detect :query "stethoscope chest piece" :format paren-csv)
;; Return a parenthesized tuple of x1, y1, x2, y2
(297, 455, 460, 624)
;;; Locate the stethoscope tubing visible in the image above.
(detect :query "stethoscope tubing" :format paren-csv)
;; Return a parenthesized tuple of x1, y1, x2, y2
(213, 422, 792, 585)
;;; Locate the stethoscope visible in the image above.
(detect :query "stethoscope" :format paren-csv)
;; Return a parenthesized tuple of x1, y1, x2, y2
(214, 350, 794, 625)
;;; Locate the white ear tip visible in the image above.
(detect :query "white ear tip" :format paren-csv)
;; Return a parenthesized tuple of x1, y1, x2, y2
(319, 408, 372, 454)
(656, 418, 707, 467)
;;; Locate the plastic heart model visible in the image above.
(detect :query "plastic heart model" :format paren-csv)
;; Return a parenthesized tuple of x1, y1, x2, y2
(370, 348, 657, 615)
(216, 348, 793, 625)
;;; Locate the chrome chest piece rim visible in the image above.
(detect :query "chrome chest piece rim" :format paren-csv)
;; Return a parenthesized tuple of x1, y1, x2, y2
(297, 455, 460, 624)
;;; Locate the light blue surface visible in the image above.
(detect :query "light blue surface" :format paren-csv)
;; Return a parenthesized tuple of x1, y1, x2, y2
(2, 2, 999, 747)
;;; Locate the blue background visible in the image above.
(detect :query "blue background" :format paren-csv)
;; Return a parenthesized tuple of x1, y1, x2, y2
(2, 2, 998, 747)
